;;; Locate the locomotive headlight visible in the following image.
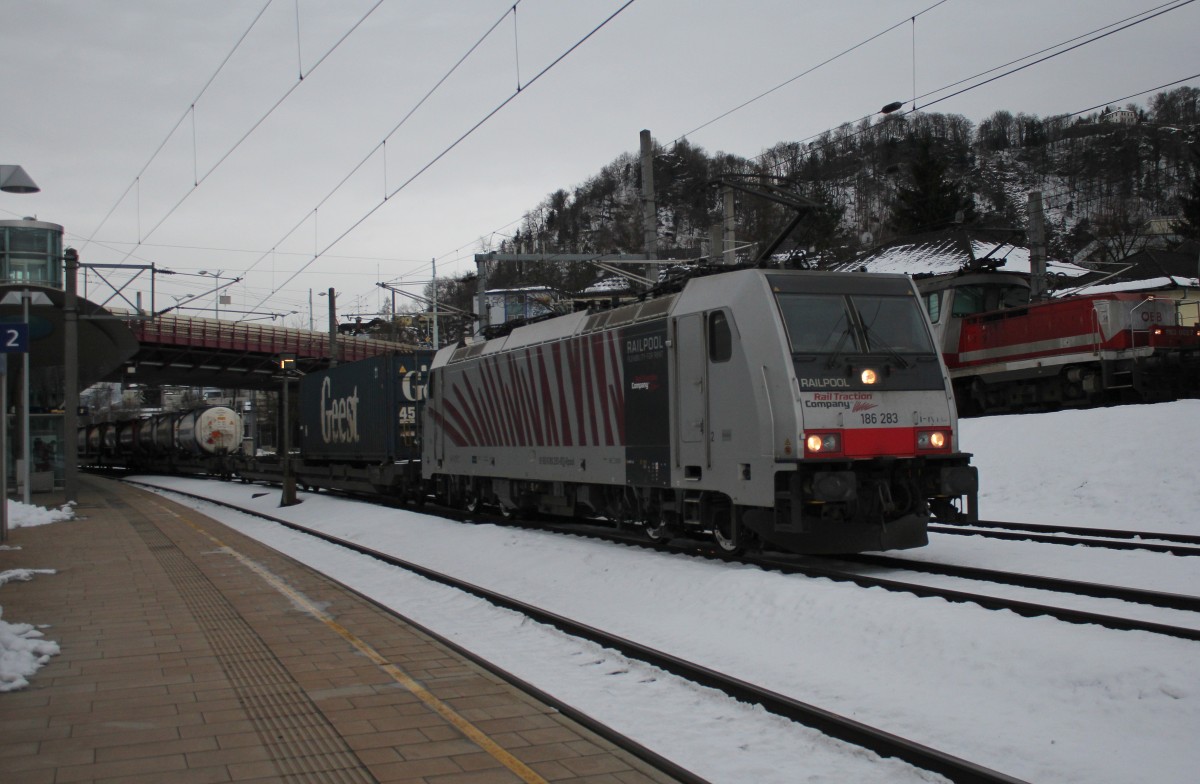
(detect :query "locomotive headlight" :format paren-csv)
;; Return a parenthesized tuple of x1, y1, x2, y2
(861, 368, 878, 385)
(917, 430, 949, 450)
(805, 433, 841, 455)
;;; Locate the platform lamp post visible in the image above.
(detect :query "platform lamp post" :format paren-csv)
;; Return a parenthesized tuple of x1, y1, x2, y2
(278, 353, 298, 507)
(198, 270, 229, 319)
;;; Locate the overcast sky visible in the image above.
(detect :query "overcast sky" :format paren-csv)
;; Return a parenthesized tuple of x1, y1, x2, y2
(3, 0, 1197, 326)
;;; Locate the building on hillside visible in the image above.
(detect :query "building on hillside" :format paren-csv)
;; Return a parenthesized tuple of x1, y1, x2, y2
(1100, 108, 1138, 125)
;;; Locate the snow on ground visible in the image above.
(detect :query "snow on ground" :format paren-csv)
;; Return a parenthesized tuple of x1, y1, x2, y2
(2, 402, 1198, 782)
(0, 501, 72, 691)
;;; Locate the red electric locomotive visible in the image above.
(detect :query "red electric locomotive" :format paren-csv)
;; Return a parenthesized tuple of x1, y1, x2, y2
(917, 268, 1200, 414)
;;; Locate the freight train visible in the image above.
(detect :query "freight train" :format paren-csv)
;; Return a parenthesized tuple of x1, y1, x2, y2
(917, 267, 1200, 414)
(81, 267, 981, 554)
(79, 405, 243, 476)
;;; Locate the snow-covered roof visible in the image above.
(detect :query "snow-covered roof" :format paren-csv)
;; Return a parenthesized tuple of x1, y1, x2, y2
(1058, 275, 1200, 296)
(582, 276, 631, 295)
(833, 233, 1090, 279)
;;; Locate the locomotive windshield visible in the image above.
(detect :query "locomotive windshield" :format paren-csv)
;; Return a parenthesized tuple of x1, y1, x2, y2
(776, 292, 936, 355)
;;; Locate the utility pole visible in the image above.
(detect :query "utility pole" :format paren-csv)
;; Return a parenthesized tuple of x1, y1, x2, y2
(1027, 191, 1049, 301)
(326, 287, 338, 367)
(431, 257, 439, 349)
(64, 248, 79, 503)
(723, 185, 736, 265)
(640, 130, 657, 287)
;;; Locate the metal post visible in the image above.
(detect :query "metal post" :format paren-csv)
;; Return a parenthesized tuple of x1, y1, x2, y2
(723, 185, 736, 265)
(640, 129, 657, 287)
(64, 249, 79, 502)
(431, 258, 439, 349)
(21, 291, 30, 504)
(326, 287, 338, 367)
(280, 370, 296, 506)
(308, 288, 314, 331)
(1, 355, 7, 543)
(1028, 191, 1048, 301)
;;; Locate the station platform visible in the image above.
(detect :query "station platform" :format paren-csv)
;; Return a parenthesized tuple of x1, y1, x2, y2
(0, 475, 681, 784)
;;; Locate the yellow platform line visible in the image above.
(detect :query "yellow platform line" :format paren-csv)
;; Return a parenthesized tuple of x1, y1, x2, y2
(164, 505, 549, 784)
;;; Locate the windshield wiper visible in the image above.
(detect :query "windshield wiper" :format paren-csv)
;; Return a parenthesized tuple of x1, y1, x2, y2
(824, 328, 854, 369)
(860, 323, 911, 369)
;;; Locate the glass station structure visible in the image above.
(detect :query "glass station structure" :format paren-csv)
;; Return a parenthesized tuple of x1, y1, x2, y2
(0, 219, 63, 286)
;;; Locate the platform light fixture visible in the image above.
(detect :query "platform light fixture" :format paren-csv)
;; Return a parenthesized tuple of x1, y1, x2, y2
(0, 165, 40, 194)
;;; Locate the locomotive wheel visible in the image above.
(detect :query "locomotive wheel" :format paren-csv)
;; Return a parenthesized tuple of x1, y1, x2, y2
(465, 494, 482, 514)
(644, 519, 670, 543)
(712, 509, 742, 554)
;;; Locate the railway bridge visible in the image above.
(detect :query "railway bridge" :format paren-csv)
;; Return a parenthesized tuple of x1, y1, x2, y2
(119, 310, 413, 390)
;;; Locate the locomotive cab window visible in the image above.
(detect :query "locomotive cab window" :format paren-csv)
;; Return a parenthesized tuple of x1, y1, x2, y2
(708, 311, 732, 362)
(776, 292, 936, 355)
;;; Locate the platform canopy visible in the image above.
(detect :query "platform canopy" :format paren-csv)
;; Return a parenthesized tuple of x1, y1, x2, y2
(0, 283, 139, 389)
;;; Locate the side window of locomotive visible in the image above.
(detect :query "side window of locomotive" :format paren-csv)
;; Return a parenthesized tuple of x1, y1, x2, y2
(708, 311, 732, 362)
(924, 291, 942, 323)
(776, 294, 852, 354)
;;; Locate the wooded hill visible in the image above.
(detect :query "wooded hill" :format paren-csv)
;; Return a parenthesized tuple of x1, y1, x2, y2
(475, 86, 1200, 296)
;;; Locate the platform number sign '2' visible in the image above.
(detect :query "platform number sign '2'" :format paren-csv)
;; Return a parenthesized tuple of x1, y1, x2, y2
(1, 324, 29, 353)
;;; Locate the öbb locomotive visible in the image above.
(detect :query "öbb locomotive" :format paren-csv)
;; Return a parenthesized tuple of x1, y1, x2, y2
(423, 268, 978, 553)
(917, 268, 1200, 415)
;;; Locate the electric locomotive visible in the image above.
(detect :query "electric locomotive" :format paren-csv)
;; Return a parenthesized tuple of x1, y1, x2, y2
(917, 268, 1200, 414)
(422, 267, 978, 554)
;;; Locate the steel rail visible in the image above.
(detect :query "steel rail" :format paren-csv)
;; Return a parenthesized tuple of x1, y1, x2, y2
(929, 521, 1200, 556)
(839, 553, 1200, 613)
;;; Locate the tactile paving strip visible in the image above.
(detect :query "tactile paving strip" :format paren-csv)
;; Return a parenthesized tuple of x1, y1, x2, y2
(123, 505, 377, 784)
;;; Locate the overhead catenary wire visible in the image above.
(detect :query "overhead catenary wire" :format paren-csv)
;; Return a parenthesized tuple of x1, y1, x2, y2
(757, 0, 1199, 179)
(235, 1, 528, 289)
(671, 0, 952, 145)
(244, 0, 640, 319)
(94, 0, 385, 267)
(80, 0, 274, 255)
(910, 0, 1196, 115)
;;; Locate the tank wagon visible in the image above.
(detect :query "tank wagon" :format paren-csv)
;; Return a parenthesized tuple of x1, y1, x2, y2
(423, 268, 978, 554)
(79, 405, 242, 474)
(917, 269, 1200, 414)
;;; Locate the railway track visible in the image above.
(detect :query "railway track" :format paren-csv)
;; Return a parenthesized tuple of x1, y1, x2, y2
(132, 478, 1030, 784)
(930, 519, 1200, 556)
(514, 519, 1200, 643)
(122, 471, 1200, 643)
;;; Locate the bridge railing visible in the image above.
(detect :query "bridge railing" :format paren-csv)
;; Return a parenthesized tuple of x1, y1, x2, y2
(116, 310, 412, 362)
